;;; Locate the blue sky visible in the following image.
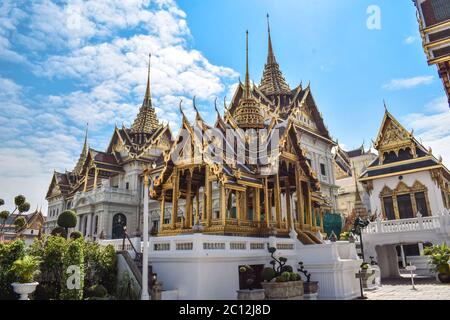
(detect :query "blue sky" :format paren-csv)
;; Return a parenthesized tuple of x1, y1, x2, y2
(0, 0, 448, 213)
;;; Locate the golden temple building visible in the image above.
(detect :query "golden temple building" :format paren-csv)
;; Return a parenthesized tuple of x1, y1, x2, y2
(149, 30, 332, 244)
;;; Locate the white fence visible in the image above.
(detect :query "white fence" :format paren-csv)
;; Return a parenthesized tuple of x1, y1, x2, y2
(363, 213, 448, 235)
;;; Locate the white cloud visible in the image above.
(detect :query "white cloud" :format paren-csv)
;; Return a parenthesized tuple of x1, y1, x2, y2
(403, 36, 416, 45)
(0, 1, 239, 214)
(403, 96, 450, 165)
(382, 76, 434, 90)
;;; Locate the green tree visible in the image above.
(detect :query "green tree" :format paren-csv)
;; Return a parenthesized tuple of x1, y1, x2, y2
(57, 210, 77, 238)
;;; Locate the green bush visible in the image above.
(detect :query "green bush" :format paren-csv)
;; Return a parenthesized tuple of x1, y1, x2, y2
(29, 235, 67, 300)
(0, 240, 25, 299)
(60, 239, 84, 300)
(70, 231, 83, 240)
(262, 267, 276, 282)
(51, 227, 67, 238)
(86, 284, 108, 298)
(424, 243, 450, 274)
(10, 255, 41, 283)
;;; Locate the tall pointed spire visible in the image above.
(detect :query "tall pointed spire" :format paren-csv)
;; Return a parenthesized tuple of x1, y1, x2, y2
(144, 53, 152, 108)
(244, 30, 251, 99)
(73, 123, 89, 175)
(259, 14, 291, 97)
(234, 31, 264, 129)
(131, 53, 159, 134)
(267, 14, 276, 65)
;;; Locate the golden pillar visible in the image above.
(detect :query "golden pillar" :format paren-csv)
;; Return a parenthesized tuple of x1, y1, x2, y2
(264, 178, 270, 228)
(255, 187, 261, 226)
(185, 172, 193, 228)
(159, 190, 165, 232)
(236, 191, 242, 226)
(285, 178, 292, 230)
(307, 182, 313, 226)
(220, 184, 227, 225)
(274, 174, 282, 228)
(205, 166, 212, 226)
(171, 169, 179, 229)
(295, 167, 304, 229)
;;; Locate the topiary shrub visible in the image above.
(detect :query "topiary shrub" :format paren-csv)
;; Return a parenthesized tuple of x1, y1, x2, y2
(262, 267, 276, 282)
(57, 210, 77, 238)
(14, 195, 25, 207)
(51, 227, 67, 238)
(14, 216, 26, 231)
(70, 231, 83, 240)
(86, 284, 108, 299)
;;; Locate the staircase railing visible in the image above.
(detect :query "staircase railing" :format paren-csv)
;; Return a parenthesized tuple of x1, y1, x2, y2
(122, 228, 142, 262)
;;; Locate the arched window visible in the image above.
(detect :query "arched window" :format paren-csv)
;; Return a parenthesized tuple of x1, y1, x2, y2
(112, 213, 127, 239)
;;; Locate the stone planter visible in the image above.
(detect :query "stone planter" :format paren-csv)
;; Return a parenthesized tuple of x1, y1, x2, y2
(438, 273, 450, 284)
(261, 281, 304, 300)
(11, 282, 39, 300)
(236, 289, 265, 300)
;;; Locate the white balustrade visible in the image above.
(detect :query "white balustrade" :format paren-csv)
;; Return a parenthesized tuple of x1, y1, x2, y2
(363, 215, 441, 235)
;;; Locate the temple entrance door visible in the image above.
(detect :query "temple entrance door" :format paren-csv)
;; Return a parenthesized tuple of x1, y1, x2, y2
(112, 213, 127, 239)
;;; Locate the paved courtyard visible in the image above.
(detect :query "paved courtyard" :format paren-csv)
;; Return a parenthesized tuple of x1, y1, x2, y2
(364, 275, 450, 300)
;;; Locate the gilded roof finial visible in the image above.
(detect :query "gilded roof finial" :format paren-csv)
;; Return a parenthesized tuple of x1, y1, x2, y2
(383, 99, 388, 112)
(214, 97, 220, 115)
(267, 13, 275, 65)
(244, 30, 251, 100)
(144, 53, 152, 107)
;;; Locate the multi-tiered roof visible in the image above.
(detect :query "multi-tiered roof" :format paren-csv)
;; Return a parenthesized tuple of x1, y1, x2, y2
(46, 55, 171, 201)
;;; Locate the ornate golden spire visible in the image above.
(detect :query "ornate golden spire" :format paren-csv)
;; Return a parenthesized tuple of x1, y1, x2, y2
(131, 53, 159, 134)
(73, 123, 89, 175)
(259, 14, 291, 96)
(234, 31, 264, 129)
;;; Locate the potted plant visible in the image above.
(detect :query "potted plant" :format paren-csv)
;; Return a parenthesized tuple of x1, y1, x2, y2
(260, 247, 304, 300)
(423, 243, 450, 283)
(298, 262, 319, 297)
(10, 255, 41, 300)
(236, 265, 265, 300)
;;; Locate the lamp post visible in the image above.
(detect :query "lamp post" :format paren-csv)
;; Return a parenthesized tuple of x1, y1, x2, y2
(141, 162, 157, 301)
(141, 170, 150, 300)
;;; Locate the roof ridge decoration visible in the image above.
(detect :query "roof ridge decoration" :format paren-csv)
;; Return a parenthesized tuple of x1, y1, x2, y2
(259, 14, 291, 96)
(131, 53, 159, 134)
(233, 31, 264, 130)
(374, 106, 419, 164)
